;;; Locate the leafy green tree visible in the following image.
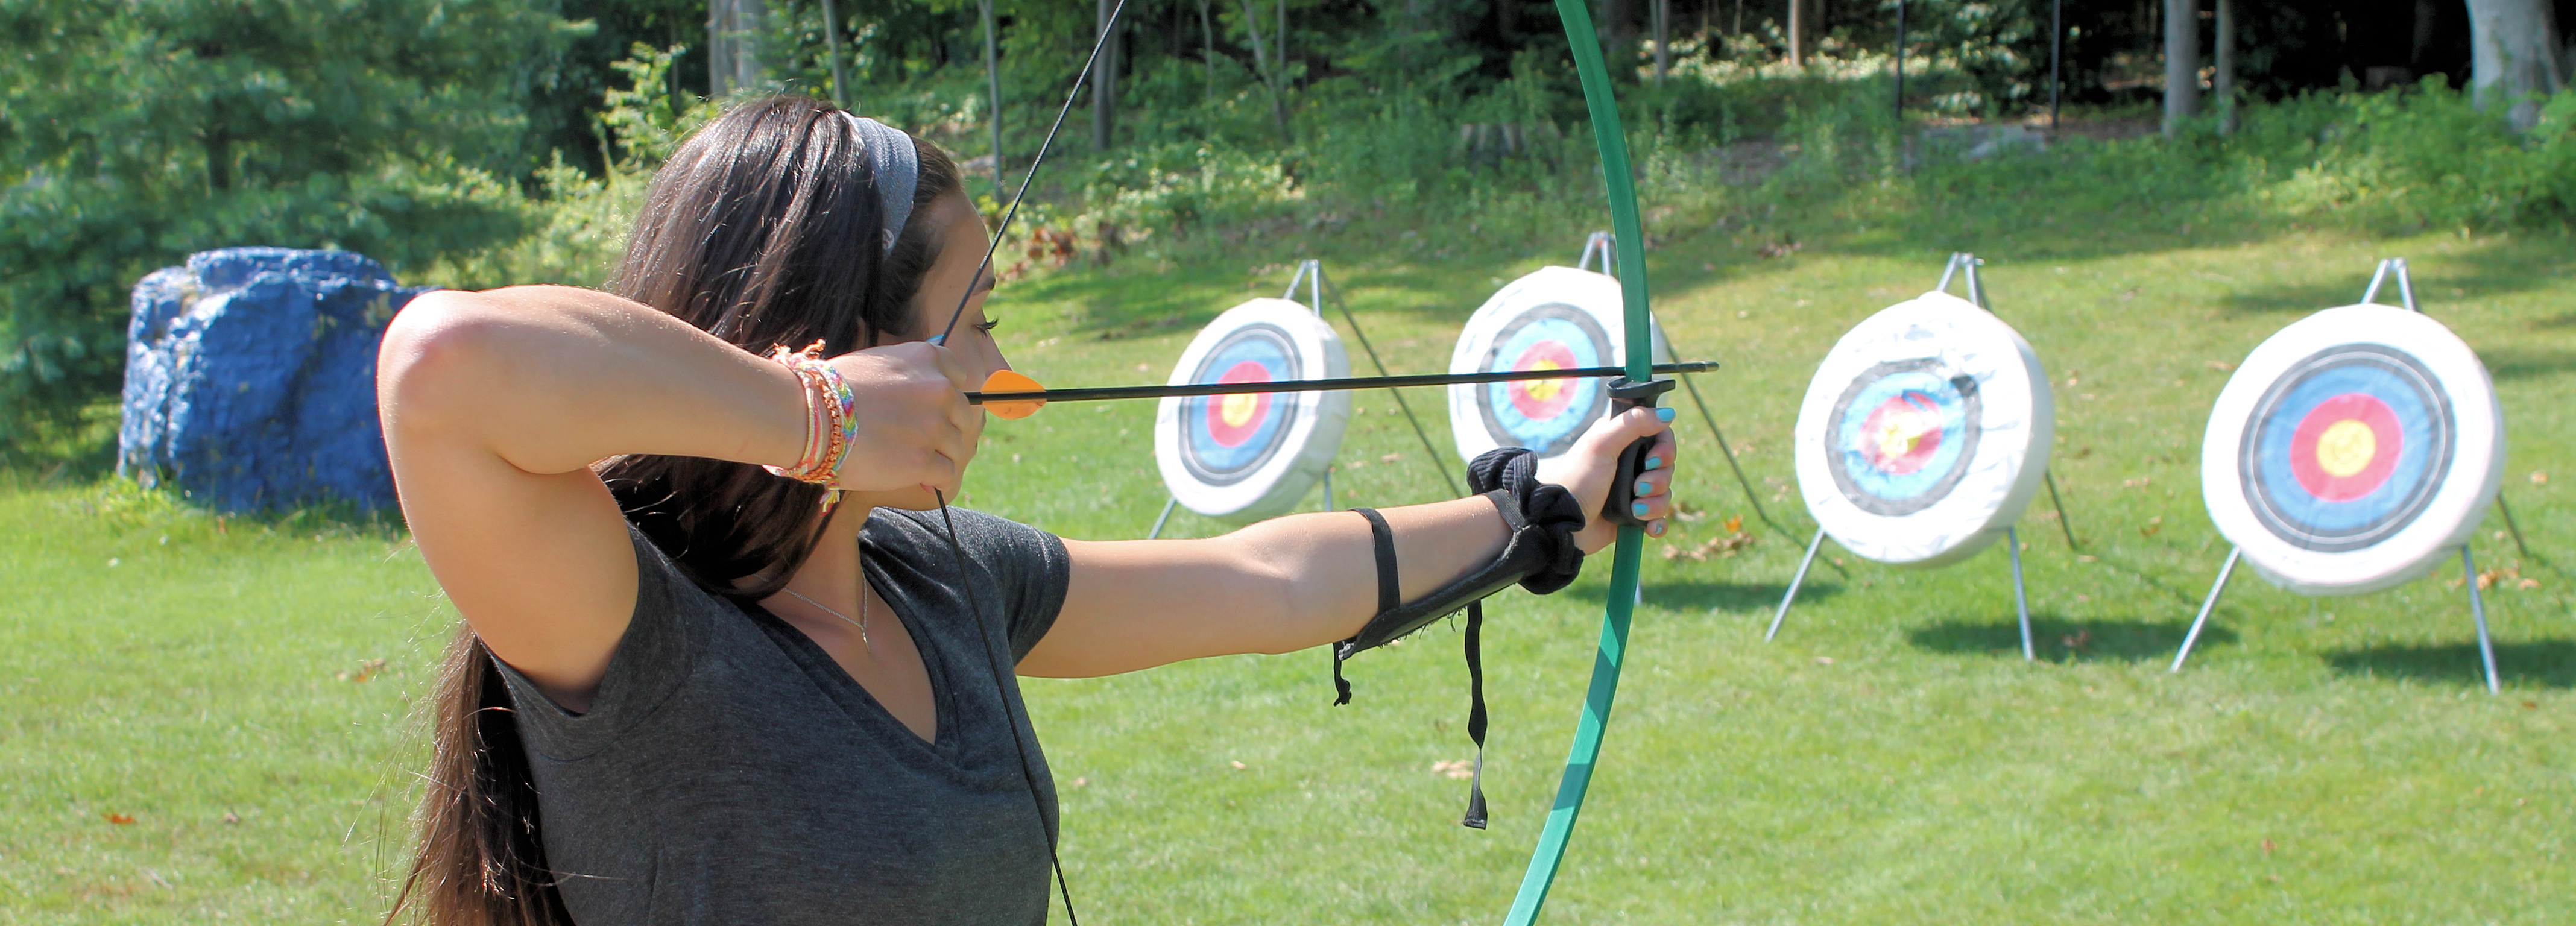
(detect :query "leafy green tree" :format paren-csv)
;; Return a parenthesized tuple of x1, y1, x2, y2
(0, 0, 581, 449)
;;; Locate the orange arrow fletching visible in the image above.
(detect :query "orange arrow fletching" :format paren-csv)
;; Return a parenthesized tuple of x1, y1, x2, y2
(979, 370, 1048, 419)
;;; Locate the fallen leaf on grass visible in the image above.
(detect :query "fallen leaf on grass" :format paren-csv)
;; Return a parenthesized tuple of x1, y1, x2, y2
(104, 813, 134, 825)
(1662, 525, 1754, 562)
(1378, 453, 1403, 464)
(2533, 471, 2549, 485)
(221, 812, 240, 824)
(2207, 360, 2235, 372)
(2519, 578, 2540, 590)
(2139, 516, 2164, 537)
(2062, 630, 2092, 652)
(1430, 760, 1476, 780)
(1070, 777, 1089, 789)
(1813, 656, 1835, 666)
(337, 658, 389, 683)
(1229, 761, 1247, 770)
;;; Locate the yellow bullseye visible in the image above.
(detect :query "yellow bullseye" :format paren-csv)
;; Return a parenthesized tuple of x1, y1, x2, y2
(2315, 418, 2376, 477)
(1520, 359, 1567, 402)
(1874, 408, 1936, 459)
(1219, 392, 1261, 427)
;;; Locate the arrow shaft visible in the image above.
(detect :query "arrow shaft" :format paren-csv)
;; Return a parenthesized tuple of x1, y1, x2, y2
(967, 361, 1716, 405)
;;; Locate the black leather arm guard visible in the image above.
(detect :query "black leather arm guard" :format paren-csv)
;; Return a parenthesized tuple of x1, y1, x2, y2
(1330, 449, 1586, 701)
(1330, 448, 1586, 829)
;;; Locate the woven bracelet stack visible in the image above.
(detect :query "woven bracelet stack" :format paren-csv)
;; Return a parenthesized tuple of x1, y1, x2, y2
(762, 341, 861, 486)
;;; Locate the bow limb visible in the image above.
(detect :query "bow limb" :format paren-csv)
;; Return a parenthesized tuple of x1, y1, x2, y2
(1501, 4, 1652, 924)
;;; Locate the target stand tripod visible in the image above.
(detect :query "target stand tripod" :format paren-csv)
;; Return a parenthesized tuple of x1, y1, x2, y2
(1769, 252, 2081, 661)
(2171, 258, 2536, 694)
(1579, 230, 1787, 541)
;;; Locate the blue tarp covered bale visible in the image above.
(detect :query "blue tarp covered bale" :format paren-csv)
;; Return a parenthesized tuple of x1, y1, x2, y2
(119, 248, 435, 512)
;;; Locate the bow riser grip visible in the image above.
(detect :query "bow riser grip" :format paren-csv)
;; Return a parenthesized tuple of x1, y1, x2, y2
(1599, 377, 1676, 528)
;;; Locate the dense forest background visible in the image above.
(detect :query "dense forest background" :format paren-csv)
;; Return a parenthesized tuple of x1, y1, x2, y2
(4, 0, 2572, 462)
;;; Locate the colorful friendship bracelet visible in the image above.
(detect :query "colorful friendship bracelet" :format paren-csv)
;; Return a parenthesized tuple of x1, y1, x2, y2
(762, 341, 858, 487)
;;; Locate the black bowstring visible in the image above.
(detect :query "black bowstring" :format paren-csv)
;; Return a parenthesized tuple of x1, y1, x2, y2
(935, 0, 1132, 347)
(923, 5, 1131, 921)
(934, 488, 1081, 926)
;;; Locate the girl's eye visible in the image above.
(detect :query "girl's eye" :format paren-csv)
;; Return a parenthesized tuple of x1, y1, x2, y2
(974, 318, 1002, 335)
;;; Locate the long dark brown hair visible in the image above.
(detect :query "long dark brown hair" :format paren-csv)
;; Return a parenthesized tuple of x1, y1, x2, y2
(388, 95, 963, 926)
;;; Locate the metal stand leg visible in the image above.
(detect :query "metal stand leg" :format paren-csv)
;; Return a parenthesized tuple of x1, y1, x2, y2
(2009, 527, 2033, 662)
(1147, 497, 1178, 540)
(1321, 470, 1335, 512)
(2171, 546, 2241, 673)
(1678, 373, 1786, 539)
(2464, 546, 2501, 695)
(2042, 469, 2078, 548)
(1316, 266, 1462, 497)
(2494, 496, 2533, 559)
(1766, 528, 1828, 641)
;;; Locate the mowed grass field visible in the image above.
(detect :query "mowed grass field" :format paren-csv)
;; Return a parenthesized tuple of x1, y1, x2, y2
(2, 218, 2571, 924)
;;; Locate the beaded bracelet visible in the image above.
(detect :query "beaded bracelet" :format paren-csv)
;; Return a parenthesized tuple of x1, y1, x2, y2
(762, 341, 858, 485)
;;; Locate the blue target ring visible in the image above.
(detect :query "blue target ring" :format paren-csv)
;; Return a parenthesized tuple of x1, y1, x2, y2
(1179, 324, 1301, 485)
(2240, 344, 2452, 552)
(1825, 359, 1982, 517)
(1476, 306, 1609, 457)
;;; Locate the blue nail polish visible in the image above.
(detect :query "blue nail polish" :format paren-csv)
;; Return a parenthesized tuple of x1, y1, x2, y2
(1656, 407, 1676, 423)
(1643, 456, 1662, 471)
(926, 335, 947, 346)
(1635, 479, 1653, 496)
(1632, 501, 1651, 518)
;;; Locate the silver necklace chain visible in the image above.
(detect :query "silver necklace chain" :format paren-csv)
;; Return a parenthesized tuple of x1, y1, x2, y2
(783, 585, 873, 655)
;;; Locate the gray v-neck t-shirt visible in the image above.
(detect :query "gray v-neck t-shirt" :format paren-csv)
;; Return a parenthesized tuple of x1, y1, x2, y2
(494, 507, 1070, 925)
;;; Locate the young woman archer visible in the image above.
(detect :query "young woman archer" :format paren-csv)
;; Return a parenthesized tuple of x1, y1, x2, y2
(376, 95, 1681, 925)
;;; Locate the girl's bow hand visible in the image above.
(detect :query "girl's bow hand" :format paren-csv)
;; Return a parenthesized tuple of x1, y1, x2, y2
(1536, 405, 1681, 554)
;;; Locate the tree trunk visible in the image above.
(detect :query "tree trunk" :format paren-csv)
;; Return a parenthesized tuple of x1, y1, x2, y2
(821, 0, 847, 106)
(2162, 0, 2199, 137)
(1653, 0, 1671, 82)
(1199, 0, 1216, 101)
(1603, 0, 1636, 68)
(1092, 0, 1120, 151)
(707, 0, 765, 97)
(1238, 0, 1293, 142)
(2465, 0, 2566, 130)
(2214, 0, 2236, 134)
(982, 0, 1003, 200)
(1787, 0, 1802, 68)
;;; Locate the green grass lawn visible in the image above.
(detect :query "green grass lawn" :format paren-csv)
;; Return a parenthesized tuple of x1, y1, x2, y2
(4, 216, 2571, 924)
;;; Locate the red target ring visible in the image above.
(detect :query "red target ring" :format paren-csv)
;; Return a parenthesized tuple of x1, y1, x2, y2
(1203, 360, 1274, 448)
(2288, 392, 2402, 502)
(1506, 340, 1579, 420)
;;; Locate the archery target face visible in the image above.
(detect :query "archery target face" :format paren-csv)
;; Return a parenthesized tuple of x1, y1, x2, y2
(1156, 298, 1352, 521)
(1447, 266, 1673, 462)
(1793, 291, 2054, 568)
(2202, 304, 2503, 596)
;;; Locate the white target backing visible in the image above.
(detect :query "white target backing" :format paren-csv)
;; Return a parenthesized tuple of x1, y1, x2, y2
(1155, 298, 1352, 521)
(2201, 304, 2503, 596)
(1447, 266, 1672, 463)
(1793, 291, 2054, 568)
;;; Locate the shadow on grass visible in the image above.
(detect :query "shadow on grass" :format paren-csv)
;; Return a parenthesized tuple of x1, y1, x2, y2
(2481, 348, 2576, 383)
(1647, 579, 1842, 616)
(2323, 639, 2576, 690)
(1906, 614, 2235, 664)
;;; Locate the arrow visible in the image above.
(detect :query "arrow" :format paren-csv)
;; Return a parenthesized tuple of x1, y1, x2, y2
(966, 362, 1719, 418)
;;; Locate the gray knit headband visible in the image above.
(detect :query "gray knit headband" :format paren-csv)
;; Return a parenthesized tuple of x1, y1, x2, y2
(841, 113, 918, 253)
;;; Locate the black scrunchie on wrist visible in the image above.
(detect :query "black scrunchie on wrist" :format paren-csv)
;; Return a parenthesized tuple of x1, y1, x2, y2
(1463, 447, 1588, 595)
